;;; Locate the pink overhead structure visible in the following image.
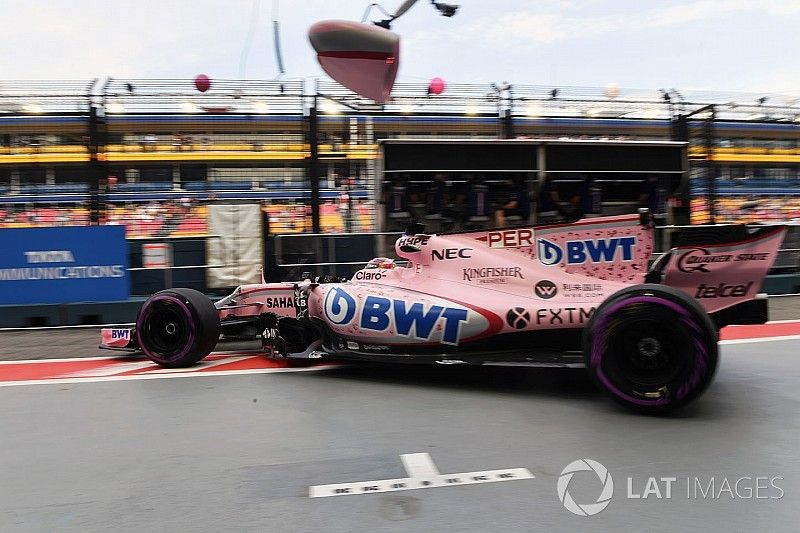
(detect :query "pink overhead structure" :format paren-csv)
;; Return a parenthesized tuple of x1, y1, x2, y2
(308, 20, 400, 103)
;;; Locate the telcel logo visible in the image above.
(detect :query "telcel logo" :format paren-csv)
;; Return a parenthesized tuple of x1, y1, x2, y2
(695, 282, 753, 298)
(538, 237, 636, 266)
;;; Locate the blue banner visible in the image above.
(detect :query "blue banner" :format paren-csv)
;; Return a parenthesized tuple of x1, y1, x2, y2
(0, 226, 129, 305)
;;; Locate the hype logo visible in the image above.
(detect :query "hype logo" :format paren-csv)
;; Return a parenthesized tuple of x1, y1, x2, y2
(324, 287, 356, 325)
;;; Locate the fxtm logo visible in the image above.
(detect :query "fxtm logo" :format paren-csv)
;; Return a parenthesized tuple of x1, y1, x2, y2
(538, 237, 636, 266)
(534, 280, 557, 299)
(695, 282, 753, 298)
(506, 307, 530, 329)
(557, 459, 614, 517)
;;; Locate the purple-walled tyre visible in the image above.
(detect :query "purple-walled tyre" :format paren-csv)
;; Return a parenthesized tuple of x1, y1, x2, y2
(135, 288, 220, 368)
(583, 284, 718, 414)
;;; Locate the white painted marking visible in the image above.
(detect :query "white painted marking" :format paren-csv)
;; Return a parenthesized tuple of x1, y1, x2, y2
(720, 334, 800, 345)
(309, 453, 534, 498)
(0, 350, 262, 365)
(0, 355, 135, 365)
(401, 453, 440, 478)
(0, 323, 135, 332)
(144, 356, 252, 373)
(0, 364, 339, 388)
(59, 360, 158, 378)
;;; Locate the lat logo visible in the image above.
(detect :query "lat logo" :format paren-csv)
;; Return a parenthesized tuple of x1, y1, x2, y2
(558, 459, 614, 517)
(538, 237, 636, 266)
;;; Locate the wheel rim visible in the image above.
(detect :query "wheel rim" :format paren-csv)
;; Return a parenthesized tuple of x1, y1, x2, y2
(607, 317, 690, 389)
(141, 300, 191, 357)
(590, 294, 706, 406)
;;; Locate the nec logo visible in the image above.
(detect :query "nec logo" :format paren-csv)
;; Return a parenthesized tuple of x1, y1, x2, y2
(431, 248, 472, 261)
(538, 237, 637, 266)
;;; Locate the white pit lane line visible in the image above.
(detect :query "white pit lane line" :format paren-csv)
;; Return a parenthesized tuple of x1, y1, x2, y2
(309, 453, 534, 498)
(0, 364, 340, 388)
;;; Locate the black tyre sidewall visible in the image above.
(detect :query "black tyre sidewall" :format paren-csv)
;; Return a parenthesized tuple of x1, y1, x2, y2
(584, 284, 719, 414)
(136, 288, 220, 367)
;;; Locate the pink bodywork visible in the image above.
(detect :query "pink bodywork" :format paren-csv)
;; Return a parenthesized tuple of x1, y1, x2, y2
(103, 215, 785, 351)
(308, 215, 651, 346)
(213, 215, 784, 347)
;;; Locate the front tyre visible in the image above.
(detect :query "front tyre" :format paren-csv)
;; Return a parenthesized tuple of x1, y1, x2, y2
(584, 284, 718, 414)
(136, 288, 220, 367)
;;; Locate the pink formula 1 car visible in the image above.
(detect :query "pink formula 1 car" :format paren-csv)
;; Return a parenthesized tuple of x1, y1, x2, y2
(102, 212, 785, 413)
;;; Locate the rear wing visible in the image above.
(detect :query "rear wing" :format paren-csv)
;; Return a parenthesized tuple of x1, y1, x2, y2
(659, 225, 786, 316)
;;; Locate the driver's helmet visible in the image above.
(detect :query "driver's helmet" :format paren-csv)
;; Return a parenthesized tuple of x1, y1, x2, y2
(365, 257, 396, 269)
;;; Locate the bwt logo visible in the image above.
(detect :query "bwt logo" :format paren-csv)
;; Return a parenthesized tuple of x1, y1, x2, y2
(557, 459, 614, 517)
(538, 237, 636, 266)
(323, 288, 470, 345)
(323, 287, 357, 325)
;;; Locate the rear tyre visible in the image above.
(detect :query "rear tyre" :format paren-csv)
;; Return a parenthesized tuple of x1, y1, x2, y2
(583, 284, 718, 414)
(136, 288, 220, 367)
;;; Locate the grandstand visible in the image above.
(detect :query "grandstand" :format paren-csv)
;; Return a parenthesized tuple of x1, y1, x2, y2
(1, 78, 799, 233)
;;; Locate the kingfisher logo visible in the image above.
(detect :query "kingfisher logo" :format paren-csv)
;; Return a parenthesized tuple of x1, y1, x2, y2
(323, 287, 356, 325)
(538, 237, 637, 266)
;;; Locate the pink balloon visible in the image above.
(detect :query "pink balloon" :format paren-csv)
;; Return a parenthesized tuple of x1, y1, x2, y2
(194, 74, 211, 93)
(428, 77, 445, 95)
